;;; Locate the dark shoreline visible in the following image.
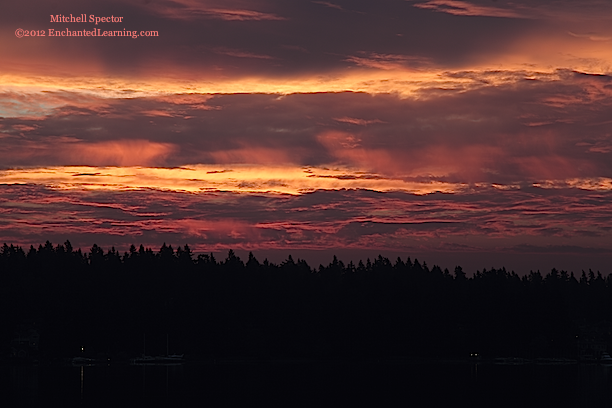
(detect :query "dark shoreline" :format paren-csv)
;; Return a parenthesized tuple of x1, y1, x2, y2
(3, 241, 612, 363)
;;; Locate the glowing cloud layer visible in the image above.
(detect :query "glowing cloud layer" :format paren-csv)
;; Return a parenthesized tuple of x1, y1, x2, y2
(2, 0, 612, 272)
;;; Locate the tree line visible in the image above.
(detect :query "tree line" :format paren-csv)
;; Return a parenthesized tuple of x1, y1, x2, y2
(1, 241, 611, 361)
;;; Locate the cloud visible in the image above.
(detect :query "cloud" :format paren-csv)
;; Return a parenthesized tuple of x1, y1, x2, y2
(0, 91, 111, 119)
(136, 0, 286, 20)
(1, 185, 611, 268)
(333, 117, 385, 126)
(199, 8, 285, 20)
(508, 244, 610, 254)
(2, 0, 612, 276)
(0, 165, 470, 195)
(3, 72, 612, 181)
(11, 124, 37, 131)
(141, 109, 179, 118)
(567, 32, 612, 42)
(345, 52, 431, 70)
(67, 141, 178, 167)
(412, 0, 526, 18)
(0, 140, 177, 168)
(213, 47, 276, 60)
(312, 1, 344, 11)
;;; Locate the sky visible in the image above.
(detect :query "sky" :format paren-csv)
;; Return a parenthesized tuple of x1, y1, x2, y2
(2, 0, 612, 274)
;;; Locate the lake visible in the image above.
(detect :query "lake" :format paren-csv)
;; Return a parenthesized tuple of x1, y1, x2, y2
(3, 361, 612, 407)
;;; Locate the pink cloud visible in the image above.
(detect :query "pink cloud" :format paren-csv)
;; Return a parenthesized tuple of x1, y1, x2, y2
(317, 131, 504, 181)
(137, 0, 285, 21)
(0, 138, 178, 167)
(196, 8, 285, 20)
(312, 1, 344, 10)
(66, 140, 178, 167)
(213, 47, 276, 60)
(0, 91, 111, 119)
(334, 117, 385, 126)
(11, 124, 38, 132)
(568, 31, 612, 42)
(206, 147, 296, 165)
(1, 184, 612, 274)
(345, 53, 430, 70)
(140, 110, 178, 118)
(413, 0, 527, 18)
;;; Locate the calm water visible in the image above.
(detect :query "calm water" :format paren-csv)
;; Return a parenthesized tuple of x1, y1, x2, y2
(3, 361, 612, 407)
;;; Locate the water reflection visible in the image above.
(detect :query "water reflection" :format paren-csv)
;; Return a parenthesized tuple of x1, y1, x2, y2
(578, 364, 612, 406)
(80, 365, 83, 400)
(3, 362, 612, 407)
(7, 365, 39, 406)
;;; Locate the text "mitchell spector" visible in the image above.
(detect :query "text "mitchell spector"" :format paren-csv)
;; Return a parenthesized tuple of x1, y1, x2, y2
(50, 14, 124, 25)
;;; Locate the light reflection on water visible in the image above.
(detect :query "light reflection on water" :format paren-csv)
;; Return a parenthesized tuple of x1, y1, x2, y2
(80, 365, 83, 401)
(3, 362, 612, 407)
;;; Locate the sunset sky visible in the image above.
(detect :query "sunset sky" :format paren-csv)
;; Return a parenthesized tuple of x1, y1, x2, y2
(2, 0, 612, 273)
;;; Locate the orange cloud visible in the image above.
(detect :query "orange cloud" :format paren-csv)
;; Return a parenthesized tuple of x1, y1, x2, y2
(66, 140, 178, 167)
(0, 138, 177, 167)
(0, 165, 470, 195)
(11, 124, 38, 132)
(140, 110, 178, 118)
(334, 117, 384, 126)
(317, 131, 503, 180)
(568, 32, 612, 42)
(207, 147, 295, 165)
(344, 53, 431, 71)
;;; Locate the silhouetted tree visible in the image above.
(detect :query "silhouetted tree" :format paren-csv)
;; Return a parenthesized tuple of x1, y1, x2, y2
(0, 241, 610, 361)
